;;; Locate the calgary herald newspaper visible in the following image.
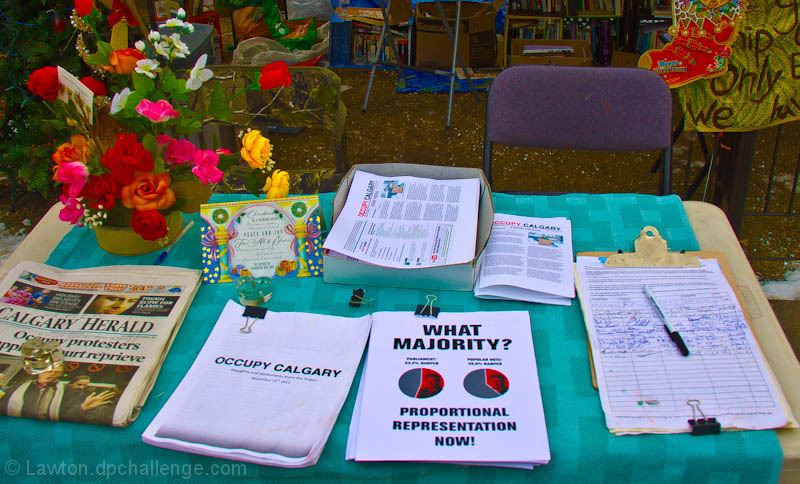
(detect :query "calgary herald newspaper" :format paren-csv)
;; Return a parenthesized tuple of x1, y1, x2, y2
(0, 261, 201, 426)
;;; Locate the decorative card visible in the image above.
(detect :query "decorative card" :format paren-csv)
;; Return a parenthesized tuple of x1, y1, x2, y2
(57, 66, 94, 124)
(199, 196, 323, 284)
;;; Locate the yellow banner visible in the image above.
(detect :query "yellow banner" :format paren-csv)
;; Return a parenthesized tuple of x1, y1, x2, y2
(678, 1, 800, 132)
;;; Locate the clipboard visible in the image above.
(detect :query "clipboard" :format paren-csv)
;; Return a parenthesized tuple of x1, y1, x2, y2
(575, 225, 797, 433)
(576, 226, 757, 390)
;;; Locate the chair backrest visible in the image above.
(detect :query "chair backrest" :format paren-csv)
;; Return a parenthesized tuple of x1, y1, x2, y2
(483, 64, 673, 194)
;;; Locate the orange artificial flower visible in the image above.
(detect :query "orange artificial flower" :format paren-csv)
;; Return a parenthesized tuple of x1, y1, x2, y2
(106, 48, 146, 75)
(52, 134, 89, 165)
(121, 172, 176, 211)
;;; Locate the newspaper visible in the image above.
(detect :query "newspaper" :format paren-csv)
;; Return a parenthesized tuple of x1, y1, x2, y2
(474, 213, 575, 305)
(323, 170, 481, 269)
(0, 261, 201, 427)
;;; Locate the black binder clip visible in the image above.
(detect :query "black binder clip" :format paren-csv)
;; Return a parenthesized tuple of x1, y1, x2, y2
(240, 306, 268, 334)
(414, 295, 440, 318)
(349, 289, 373, 308)
(687, 399, 720, 436)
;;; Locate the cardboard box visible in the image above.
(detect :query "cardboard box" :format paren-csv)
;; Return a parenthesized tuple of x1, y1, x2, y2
(323, 163, 495, 291)
(414, 0, 503, 69)
(509, 39, 592, 67)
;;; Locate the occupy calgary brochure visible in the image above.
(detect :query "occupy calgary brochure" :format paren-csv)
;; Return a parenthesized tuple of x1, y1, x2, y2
(0, 261, 200, 426)
(323, 170, 480, 269)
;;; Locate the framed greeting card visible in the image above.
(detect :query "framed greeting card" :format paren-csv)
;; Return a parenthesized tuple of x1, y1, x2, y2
(199, 196, 324, 284)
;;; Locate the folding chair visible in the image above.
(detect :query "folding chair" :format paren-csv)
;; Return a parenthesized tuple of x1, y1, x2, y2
(362, 0, 480, 129)
(482, 64, 673, 195)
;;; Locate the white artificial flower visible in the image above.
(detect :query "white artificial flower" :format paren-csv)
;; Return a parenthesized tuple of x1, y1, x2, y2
(165, 18, 184, 29)
(184, 23, 194, 34)
(154, 40, 170, 59)
(186, 54, 214, 91)
(148, 30, 161, 42)
(169, 33, 190, 58)
(176, 7, 186, 20)
(109, 87, 131, 114)
(134, 40, 146, 51)
(135, 58, 160, 78)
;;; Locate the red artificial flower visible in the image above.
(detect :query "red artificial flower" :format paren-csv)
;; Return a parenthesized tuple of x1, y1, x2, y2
(258, 61, 291, 91)
(84, 174, 120, 210)
(130, 209, 168, 241)
(75, 0, 94, 17)
(27, 66, 60, 102)
(80, 76, 107, 97)
(108, 0, 139, 27)
(100, 133, 154, 186)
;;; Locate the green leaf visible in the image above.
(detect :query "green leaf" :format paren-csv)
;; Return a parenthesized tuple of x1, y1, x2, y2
(160, 67, 179, 94)
(171, 180, 213, 213)
(217, 153, 241, 172)
(153, 155, 166, 174)
(132, 73, 156, 96)
(85, 40, 114, 66)
(176, 116, 203, 134)
(206, 83, 233, 122)
(123, 91, 146, 117)
(142, 133, 158, 155)
(96, 40, 114, 57)
(85, 52, 110, 66)
(244, 169, 267, 196)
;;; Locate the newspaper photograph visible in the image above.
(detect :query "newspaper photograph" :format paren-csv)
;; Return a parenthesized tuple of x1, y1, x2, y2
(323, 170, 481, 269)
(0, 261, 201, 426)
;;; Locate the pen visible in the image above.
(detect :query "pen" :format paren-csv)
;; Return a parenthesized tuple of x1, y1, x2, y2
(644, 285, 690, 357)
(153, 220, 195, 265)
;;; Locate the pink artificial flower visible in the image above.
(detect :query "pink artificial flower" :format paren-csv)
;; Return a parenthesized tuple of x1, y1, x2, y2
(215, 148, 232, 155)
(54, 161, 89, 198)
(191, 149, 224, 184)
(156, 134, 172, 148)
(58, 195, 84, 225)
(135, 99, 179, 123)
(165, 138, 197, 165)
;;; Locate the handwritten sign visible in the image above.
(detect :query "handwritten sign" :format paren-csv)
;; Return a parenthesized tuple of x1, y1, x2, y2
(676, 1, 800, 131)
(199, 196, 323, 284)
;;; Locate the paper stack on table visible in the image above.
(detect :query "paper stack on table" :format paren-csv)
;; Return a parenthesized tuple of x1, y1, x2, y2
(323, 170, 481, 269)
(474, 213, 575, 305)
(346, 310, 550, 469)
(142, 301, 372, 467)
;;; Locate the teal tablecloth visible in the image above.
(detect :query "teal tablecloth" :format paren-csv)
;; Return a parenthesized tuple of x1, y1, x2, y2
(0, 193, 782, 483)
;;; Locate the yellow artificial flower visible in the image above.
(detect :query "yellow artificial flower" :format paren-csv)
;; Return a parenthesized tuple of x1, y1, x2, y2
(262, 169, 290, 199)
(240, 130, 272, 169)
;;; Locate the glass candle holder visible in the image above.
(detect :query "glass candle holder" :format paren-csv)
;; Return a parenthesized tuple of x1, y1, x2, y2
(235, 274, 273, 306)
(20, 337, 64, 375)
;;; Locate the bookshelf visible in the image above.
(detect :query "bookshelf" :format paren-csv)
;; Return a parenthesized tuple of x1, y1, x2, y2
(503, 0, 626, 67)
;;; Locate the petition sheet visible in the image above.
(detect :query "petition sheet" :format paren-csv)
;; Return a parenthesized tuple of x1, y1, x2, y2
(475, 214, 574, 304)
(575, 256, 789, 434)
(323, 170, 480, 269)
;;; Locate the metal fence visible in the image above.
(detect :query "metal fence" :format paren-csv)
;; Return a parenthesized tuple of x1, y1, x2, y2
(679, 123, 800, 266)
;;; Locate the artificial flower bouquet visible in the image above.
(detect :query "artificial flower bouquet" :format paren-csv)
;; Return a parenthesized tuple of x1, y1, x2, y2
(27, 4, 293, 245)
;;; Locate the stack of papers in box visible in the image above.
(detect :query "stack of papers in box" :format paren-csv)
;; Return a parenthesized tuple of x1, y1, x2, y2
(323, 170, 481, 269)
(346, 311, 550, 469)
(474, 213, 575, 305)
